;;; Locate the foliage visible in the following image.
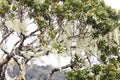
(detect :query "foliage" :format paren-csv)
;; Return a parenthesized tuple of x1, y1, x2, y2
(0, 0, 119, 80)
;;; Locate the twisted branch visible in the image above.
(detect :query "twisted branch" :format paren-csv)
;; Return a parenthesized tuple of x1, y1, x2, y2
(47, 64, 73, 80)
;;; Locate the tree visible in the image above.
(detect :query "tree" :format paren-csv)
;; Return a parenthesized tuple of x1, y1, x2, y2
(0, 0, 119, 80)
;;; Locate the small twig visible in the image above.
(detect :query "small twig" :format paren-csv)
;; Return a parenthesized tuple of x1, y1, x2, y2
(18, 33, 26, 50)
(25, 56, 34, 64)
(39, 74, 42, 80)
(0, 53, 13, 68)
(0, 64, 7, 80)
(10, 38, 21, 54)
(89, 50, 102, 64)
(15, 40, 21, 47)
(79, 21, 88, 38)
(13, 57, 22, 71)
(0, 31, 13, 45)
(26, 29, 39, 38)
(1, 48, 9, 54)
(18, 54, 34, 64)
(26, 39, 37, 46)
(68, 32, 91, 39)
(0, 51, 14, 79)
(47, 64, 73, 80)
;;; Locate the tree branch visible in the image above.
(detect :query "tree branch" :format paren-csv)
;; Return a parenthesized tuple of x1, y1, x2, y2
(26, 29, 39, 38)
(47, 64, 73, 80)
(0, 50, 14, 79)
(0, 31, 13, 45)
(18, 33, 26, 50)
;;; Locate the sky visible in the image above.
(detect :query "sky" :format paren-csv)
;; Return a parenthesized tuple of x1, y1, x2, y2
(0, 0, 120, 68)
(104, 0, 120, 10)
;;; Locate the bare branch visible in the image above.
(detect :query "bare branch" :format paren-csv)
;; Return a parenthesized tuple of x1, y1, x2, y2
(18, 33, 26, 50)
(0, 31, 13, 45)
(47, 64, 73, 80)
(18, 54, 34, 64)
(0, 64, 7, 80)
(68, 32, 91, 39)
(1, 48, 9, 54)
(13, 57, 22, 71)
(0, 54, 13, 68)
(0, 51, 14, 79)
(26, 39, 37, 46)
(26, 29, 39, 38)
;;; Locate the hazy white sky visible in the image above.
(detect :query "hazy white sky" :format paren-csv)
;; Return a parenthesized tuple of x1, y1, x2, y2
(104, 0, 120, 10)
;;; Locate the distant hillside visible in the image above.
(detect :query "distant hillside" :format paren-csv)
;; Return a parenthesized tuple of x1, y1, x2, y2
(7, 63, 66, 80)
